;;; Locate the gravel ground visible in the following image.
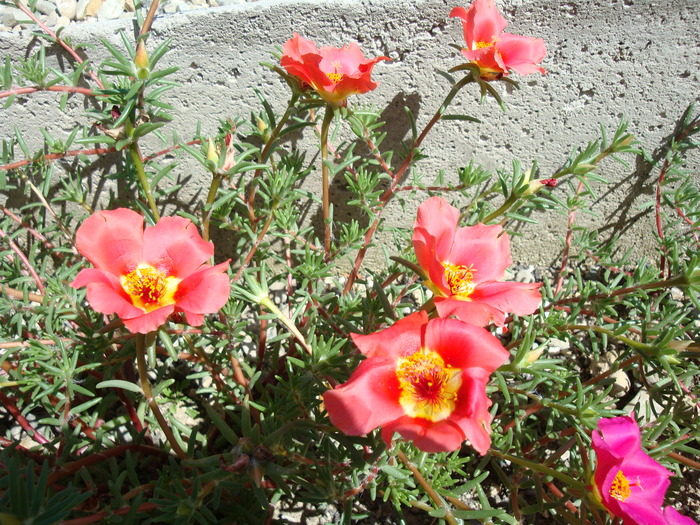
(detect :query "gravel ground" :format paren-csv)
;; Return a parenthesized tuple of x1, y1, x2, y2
(0, 0, 248, 33)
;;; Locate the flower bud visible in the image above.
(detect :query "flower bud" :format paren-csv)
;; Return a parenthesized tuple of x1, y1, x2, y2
(523, 177, 557, 196)
(134, 41, 150, 79)
(206, 138, 219, 166)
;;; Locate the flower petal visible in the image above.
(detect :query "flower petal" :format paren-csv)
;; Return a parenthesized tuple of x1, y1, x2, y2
(434, 297, 505, 327)
(413, 196, 459, 267)
(449, 224, 511, 282)
(71, 268, 143, 319)
(74, 208, 144, 276)
(470, 281, 542, 317)
(143, 216, 214, 278)
(450, 0, 507, 50)
(495, 33, 547, 75)
(323, 358, 403, 436)
(450, 369, 494, 455)
(350, 311, 427, 359)
(122, 304, 176, 334)
(663, 506, 698, 525)
(424, 317, 509, 372)
(382, 415, 466, 453)
(174, 260, 231, 314)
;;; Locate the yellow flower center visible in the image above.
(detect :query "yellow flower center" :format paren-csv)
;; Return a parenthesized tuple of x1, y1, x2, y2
(121, 264, 181, 312)
(443, 263, 477, 298)
(609, 470, 639, 502)
(396, 350, 462, 422)
(474, 40, 494, 50)
(325, 61, 343, 84)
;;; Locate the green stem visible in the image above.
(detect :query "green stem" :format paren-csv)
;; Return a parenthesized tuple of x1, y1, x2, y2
(202, 172, 223, 242)
(489, 449, 586, 492)
(320, 104, 335, 258)
(396, 449, 460, 525)
(247, 93, 300, 221)
(136, 333, 186, 459)
(128, 144, 160, 221)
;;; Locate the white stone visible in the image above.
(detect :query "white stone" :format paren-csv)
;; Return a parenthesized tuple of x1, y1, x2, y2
(45, 10, 58, 25)
(35, 0, 57, 15)
(56, 0, 78, 19)
(75, 0, 90, 19)
(55, 15, 70, 27)
(96, 0, 124, 21)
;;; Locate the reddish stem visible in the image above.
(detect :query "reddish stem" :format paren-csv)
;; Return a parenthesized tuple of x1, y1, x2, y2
(554, 179, 585, 295)
(0, 85, 95, 99)
(0, 391, 51, 444)
(0, 147, 116, 172)
(0, 229, 46, 294)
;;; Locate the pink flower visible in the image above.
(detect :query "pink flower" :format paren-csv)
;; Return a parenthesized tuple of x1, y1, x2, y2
(322, 312, 510, 454)
(412, 197, 542, 326)
(70, 209, 230, 334)
(450, 0, 546, 80)
(280, 33, 389, 106)
(663, 506, 698, 525)
(591, 414, 672, 525)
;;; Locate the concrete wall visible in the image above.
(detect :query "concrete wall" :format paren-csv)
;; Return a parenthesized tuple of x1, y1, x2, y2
(1, 0, 698, 266)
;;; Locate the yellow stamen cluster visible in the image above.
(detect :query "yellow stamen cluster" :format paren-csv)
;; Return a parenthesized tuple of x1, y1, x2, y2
(475, 40, 494, 49)
(121, 265, 180, 312)
(325, 61, 343, 84)
(396, 350, 462, 422)
(609, 470, 633, 502)
(443, 263, 477, 298)
(326, 72, 343, 83)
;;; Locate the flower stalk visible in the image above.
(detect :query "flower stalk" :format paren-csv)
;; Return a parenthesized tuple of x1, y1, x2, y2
(136, 333, 187, 459)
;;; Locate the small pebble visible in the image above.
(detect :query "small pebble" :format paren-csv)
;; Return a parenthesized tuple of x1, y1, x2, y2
(57, 0, 79, 20)
(97, 0, 125, 21)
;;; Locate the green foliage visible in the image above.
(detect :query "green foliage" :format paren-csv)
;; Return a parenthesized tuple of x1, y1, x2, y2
(0, 4, 698, 524)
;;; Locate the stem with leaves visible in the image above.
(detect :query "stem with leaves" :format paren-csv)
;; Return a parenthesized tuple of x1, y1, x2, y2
(135, 333, 186, 459)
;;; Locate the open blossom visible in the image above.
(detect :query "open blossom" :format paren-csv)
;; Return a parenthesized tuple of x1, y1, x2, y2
(70, 208, 230, 334)
(280, 33, 389, 106)
(591, 414, 674, 525)
(412, 197, 541, 327)
(322, 312, 509, 454)
(450, 0, 546, 80)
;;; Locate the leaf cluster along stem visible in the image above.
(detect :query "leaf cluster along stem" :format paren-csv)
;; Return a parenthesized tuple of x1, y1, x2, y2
(135, 333, 187, 459)
(343, 73, 476, 294)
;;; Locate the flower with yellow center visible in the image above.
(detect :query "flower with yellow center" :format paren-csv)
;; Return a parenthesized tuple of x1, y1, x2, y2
(71, 208, 230, 334)
(323, 312, 510, 454)
(396, 349, 462, 422)
(590, 414, 673, 524)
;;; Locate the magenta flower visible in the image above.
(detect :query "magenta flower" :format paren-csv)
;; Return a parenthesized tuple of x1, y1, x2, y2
(71, 208, 230, 334)
(322, 312, 510, 454)
(591, 414, 672, 525)
(412, 197, 542, 326)
(450, 0, 546, 80)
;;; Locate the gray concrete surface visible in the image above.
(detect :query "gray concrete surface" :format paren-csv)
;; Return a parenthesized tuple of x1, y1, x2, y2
(1, 0, 698, 266)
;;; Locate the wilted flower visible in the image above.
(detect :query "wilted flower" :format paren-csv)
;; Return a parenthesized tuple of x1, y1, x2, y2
(450, 0, 546, 80)
(322, 312, 510, 454)
(280, 33, 389, 106)
(71, 208, 230, 334)
(591, 414, 673, 525)
(412, 197, 542, 326)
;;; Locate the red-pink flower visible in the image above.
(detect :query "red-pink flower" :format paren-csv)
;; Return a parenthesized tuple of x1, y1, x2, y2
(591, 414, 672, 525)
(280, 33, 389, 106)
(450, 0, 546, 80)
(322, 312, 509, 454)
(412, 197, 541, 327)
(70, 209, 230, 334)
